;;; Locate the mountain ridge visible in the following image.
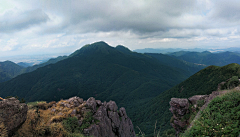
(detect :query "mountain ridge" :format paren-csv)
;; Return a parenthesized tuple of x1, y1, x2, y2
(133, 63, 240, 135)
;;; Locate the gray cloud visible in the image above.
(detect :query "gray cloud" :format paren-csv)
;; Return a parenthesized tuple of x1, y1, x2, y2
(1, 0, 240, 57)
(0, 9, 49, 33)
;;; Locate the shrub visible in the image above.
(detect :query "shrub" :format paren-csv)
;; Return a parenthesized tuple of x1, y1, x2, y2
(181, 90, 240, 136)
(80, 111, 99, 132)
(196, 99, 205, 107)
(221, 76, 240, 90)
(62, 117, 81, 133)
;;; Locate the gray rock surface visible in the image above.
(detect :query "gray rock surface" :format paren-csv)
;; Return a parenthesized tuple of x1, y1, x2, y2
(169, 98, 189, 116)
(42, 96, 136, 137)
(169, 98, 190, 135)
(188, 95, 209, 105)
(0, 97, 28, 136)
(84, 99, 136, 137)
(169, 88, 234, 136)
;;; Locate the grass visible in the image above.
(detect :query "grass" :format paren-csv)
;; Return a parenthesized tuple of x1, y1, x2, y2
(136, 121, 175, 137)
(0, 122, 8, 137)
(14, 100, 89, 137)
(181, 89, 240, 136)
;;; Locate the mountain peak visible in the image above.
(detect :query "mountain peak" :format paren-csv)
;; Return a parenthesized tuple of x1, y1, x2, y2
(115, 45, 131, 53)
(70, 41, 114, 56)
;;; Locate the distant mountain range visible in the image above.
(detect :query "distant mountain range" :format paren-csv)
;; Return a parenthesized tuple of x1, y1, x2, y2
(168, 51, 240, 66)
(134, 47, 240, 54)
(0, 56, 68, 82)
(17, 62, 34, 68)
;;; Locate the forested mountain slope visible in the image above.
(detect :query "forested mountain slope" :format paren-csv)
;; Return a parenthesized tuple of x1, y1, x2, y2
(0, 61, 24, 82)
(0, 41, 202, 135)
(133, 63, 240, 135)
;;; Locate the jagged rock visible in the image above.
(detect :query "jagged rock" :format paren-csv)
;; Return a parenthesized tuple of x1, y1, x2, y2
(169, 98, 190, 135)
(188, 95, 209, 105)
(108, 111, 120, 131)
(0, 97, 28, 136)
(86, 97, 97, 113)
(169, 98, 189, 116)
(107, 101, 118, 112)
(119, 107, 128, 119)
(118, 112, 135, 137)
(85, 100, 136, 137)
(96, 100, 102, 106)
(66, 96, 83, 107)
(30, 96, 135, 137)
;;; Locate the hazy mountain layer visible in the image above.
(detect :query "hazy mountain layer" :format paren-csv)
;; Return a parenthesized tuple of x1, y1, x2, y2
(0, 56, 68, 83)
(0, 61, 24, 82)
(169, 51, 240, 66)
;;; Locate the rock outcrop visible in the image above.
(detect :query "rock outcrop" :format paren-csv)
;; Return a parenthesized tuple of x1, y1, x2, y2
(0, 97, 28, 136)
(169, 95, 208, 135)
(84, 98, 135, 137)
(169, 78, 240, 136)
(37, 96, 136, 137)
(169, 98, 190, 135)
(169, 90, 237, 136)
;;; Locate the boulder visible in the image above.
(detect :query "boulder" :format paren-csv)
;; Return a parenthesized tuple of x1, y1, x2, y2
(169, 98, 189, 116)
(0, 97, 28, 136)
(188, 95, 209, 105)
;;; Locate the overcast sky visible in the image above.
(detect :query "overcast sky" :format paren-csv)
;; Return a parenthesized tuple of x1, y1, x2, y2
(1, 0, 240, 57)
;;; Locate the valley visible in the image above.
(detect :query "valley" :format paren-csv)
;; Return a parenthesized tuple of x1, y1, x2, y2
(1, 41, 240, 136)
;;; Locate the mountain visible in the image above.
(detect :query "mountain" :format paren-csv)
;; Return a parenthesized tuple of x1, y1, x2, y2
(17, 62, 33, 68)
(134, 47, 240, 54)
(0, 56, 68, 83)
(0, 41, 202, 135)
(133, 63, 240, 135)
(145, 53, 206, 75)
(168, 51, 240, 66)
(0, 61, 23, 82)
(21, 55, 68, 73)
(133, 48, 208, 54)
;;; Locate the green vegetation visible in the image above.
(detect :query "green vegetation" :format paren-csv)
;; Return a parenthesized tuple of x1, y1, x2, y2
(0, 61, 24, 82)
(181, 90, 240, 136)
(221, 76, 240, 90)
(21, 55, 68, 74)
(0, 56, 67, 83)
(196, 99, 205, 107)
(0, 41, 200, 135)
(169, 51, 240, 66)
(15, 101, 88, 137)
(63, 117, 81, 134)
(133, 63, 240, 135)
(62, 111, 98, 134)
(2, 42, 240, 136)
(146, 53, 205, 75)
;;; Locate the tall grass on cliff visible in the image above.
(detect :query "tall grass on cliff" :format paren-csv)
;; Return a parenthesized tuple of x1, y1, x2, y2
(14, 101, 87, 137)
(181, 90, 240, 136)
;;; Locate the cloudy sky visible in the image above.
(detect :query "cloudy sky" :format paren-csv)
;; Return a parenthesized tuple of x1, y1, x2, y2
(1, 0, 240, 57)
